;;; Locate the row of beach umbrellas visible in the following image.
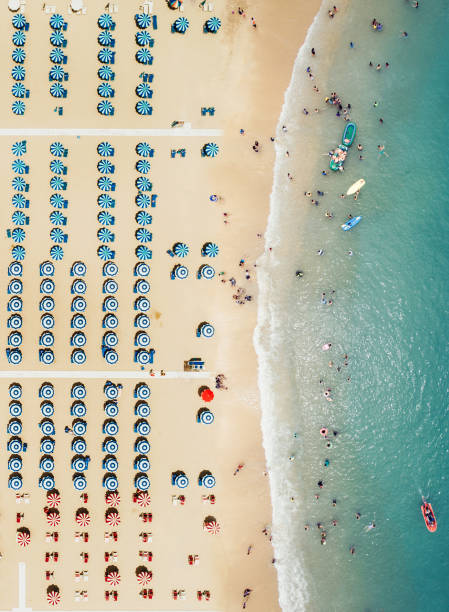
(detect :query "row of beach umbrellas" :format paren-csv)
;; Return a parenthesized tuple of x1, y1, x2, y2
(172, 17, 221, 34)
(134, 15, 154, 116)
(172, 470, 216, 489)
(7, 381, 26, 489)
(6, 260, 25, 364)
(170, 242, 219, 257)
(171, 264, 216, 280)
(49, 16, 68, 100)
(48, 142, 69, 261)
(97, 15, 116, 116)
(102, 383, 120, 490)
(11, 15, 29, 115)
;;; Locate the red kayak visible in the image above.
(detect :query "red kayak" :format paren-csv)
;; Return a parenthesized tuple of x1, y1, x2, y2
(421, 501, 437, 532)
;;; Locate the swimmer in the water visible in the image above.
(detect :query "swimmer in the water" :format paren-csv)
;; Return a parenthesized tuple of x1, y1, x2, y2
(355, 512, 361, 520)
(317, 249, 324, 256)
(347, 250, 353, 256)
(288, 455, 295, 462)
(365, 522, 376, 531)
(332, 499, 337, 506)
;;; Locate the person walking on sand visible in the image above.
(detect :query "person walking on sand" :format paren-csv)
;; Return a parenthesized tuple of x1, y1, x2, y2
(234, 463, 245, 476)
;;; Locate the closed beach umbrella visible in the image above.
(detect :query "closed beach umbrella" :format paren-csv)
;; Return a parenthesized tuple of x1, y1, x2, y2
(98, 13, 115, 29)
(98, 211, 114, 225)
(98, 30, 114, 46)
(50, 228, 65, 243)
(206, 17, 222, 32)
(72, 437, 86, 453)
(204, 520, 220, 534)
(50, 82, 66, 98)
(134, 262, 150, 276)
(12, 13, 27, 29)
(136, 245, 152, 260)
(71, 383, 86, 399)
(98, 65, 115, 80)
(201, 388, 214, 402)
(12, 140, 27, 156)
(98, 194, 115, 208)
(12, 176, 26, 191)
(173, 242, 189, 257)
(12, 158, 27, 173)
(73, 474, 87, 490)
(200, 264, 215, 279)
(12, 228, 26, 242)
(40, 332, 54, 347)
(12, 82, 26, 98)
(104, 349, 118, 364)
(136, 101, 152, 116)
(49, 48, 65, 64)
(12, 194, 26, 208)
(50, 245, 64, 261)
(136, 31, 153, 46)
(9, 474, 23, 490)
(174, 17, 189, 33)
(12, 48, 26, 63)
(49, 13, 65, 29)
(50, 141, 65, 157)
(136, 142, 153, 157)
(136, 176, 152, 191)
(136, 159, 151, 173)
(39, 383, 54, 398)
(12, 211, 26, 225)
(50, 175, 65, 190)
(136, 211, 152, 226)
(12, 30, 26, 46)
(136, 83, 153, 99)
(174, 264, 188, 279)
(50, 193, 65, 208)
(12, 101, 26, 115)
(50, 31, 66, 47)
(105, 491, 120, 507)
(97, 158, 114, 174)
(12, 245, 26, 260)
(46, 511, 60, 526)
(103, 474, 118, 491)
(49, 65, 64, 81)
(98, 47, 114, 64)
(9, 384, 22, 399)
(135, 474, 150, 490)
(200, 409, 214, 424)
(12, 65, 25, 81)
(46, 491, 61, 507)
(50, 159, 65, 174)
(98, 245, 114, 261)
(135, 13, 152, 28)
(135, 49, 152, 65)
(97, 82, 114, 99)
(97, 100, 114, 116)
(137, 491, 151, 506)
(98, 176, 114, 191)
(203, 242, 219, 257)
(50, 211, 65, 225)
(98, 227, 114, 243)
(137, 570, 152, 586)
(136, 193, 151, 208)
(136, 228, 152, 243)
(204, 142, 219, 157)
(71, 261, 86, 276)
(46, 590, 61, 607)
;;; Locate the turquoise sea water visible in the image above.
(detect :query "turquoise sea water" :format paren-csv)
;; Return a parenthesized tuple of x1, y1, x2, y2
(255, 1, 449, 611)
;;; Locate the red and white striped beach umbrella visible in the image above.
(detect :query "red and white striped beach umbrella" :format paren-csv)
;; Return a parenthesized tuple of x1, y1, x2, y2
(46, 492, 61, 508)
(46, 512, 61, 527)
(47, 590, 61, 606)
(137, 570, 152, 586)
(105, 491, 120, 507)
(75, 512, 90, 527)
(105, 571, 121, 586)
(204, 520, 220, 534)
(16, 531, 31, 547)
(137, 491, 151, 507)
(105, 510, 120, 527)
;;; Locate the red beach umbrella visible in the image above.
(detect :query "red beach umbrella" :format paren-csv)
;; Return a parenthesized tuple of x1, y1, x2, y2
(204, 520, 220, 534)
(201, 388, 214, 402)
(46, 512, 61, 527)
(16, 530, 31, 547)
(75, 512, 90, 527)
(105, 509, 120, 526)
(137, 491, 151, 507)
(105, 571, 121, 586)
(46, 492, 61, 508)
(137, 570, 152, 586)
(105, 491, 120, 507)
(47, 590, 61, 606)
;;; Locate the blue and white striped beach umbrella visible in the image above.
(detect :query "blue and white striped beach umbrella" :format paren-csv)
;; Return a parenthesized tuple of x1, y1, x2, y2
(104, 455, 118, 471)
(7, 314, 23, 329)
(73, 474, 87, 491)
(72, 456, 88, 471)
(135, 474, 150, 491)
(8, 437, 24, 453)
(97, 158, 114, 174)
(98, 211, 114, 225)
(174, 264, 188, 279)
(136, 82, 152, 99)
(40, 401, 54, 415)
(136, 99, 152, 115)
(40, 456, 55, 472)
(72, 296, 86, 312)
(202, 242, 219, 257)
(40, 278, 55, 293)
(135, 13, 152, 28)
(12, 228, 26, 243)
(50, 193, 65, 208)
(12, 82, 26, 98)
(134, 262, 150, 276)
(136, 30, 153, 46)
(103, 474, 118, 491)
(12, 65, 25, 81)
(12, 194, 26, 208)
(174, 473, 189, 488)
(50, 211, 65, 225)
(12, 30, 26, 46)
(206, 17, 222, 32)
(135, 296, 150, 311)
(9, 474, 23, 490)
(98, 13, 115, 29)
(73, 419, 87, 436)
(174, 17, 189, 33)
(50, 245, 64, 261)
(50, 31, 66, 47)
(103, 278, 118, 293)
(8, 456, 22, 471)
(103, 261, 118, 276)
(97, 82, 114, 98)
(136, 193, 151, 208)
(135, 402, 150, 417)
(135, 332, 150, 347)
(8, 278, 22, 293)
(50, 176, 65, 190)
(136, 211, 152, 226)
(98, 47, 114, 64)
(202, 474, 216, 488)
(103, 332, 118, 347)
(104, 401, 119, 417)
(103, 297, 118, 311)
(136, 159, 151, 173)
(135, 383, 150, 399)
(200, 409, 214, 424)
(103, 314, 118, 329)
(97, 141, 114, 157)
(173, 242, 189, 257)
(98, 65, 115, 81)
(39, 474, 55, 491)
(134, 279, 150, 293)
(98, 30, 114, 46)
(136, 228, 152, 243)
(71, 383, 86, 399)
(49, 48, 65, 63)
(104, 381, 119, 399)
(204, 142, 219, 157)
(8, 296, 23, 312)
(50, 227, 65, 243)
(136, 142, 153, 157)
(97, 245, 114, 261)
(8, 419, 22, 434)
(12, 101, 26, 116)
(40, 332, 54, 348)
(12, 245, 26, 261)
(97, 100, 114, 116)
(103, 419, 119, 435)
(135, 455, 150, 471)
(136, 176, 152, 191)
(12, 158, 27, 173)
(12, 48, 26, 63)
(200, 264, 215, 279)
(12, 13, 27, 29)
(39, 349, 55, 365)
(50, 159, 65, 174)
(50, 141, 65, 157)
(49, 65, 64, 81)
(135, 48, 153, 65)
(9, 384, 22, 399)
(72, 437, 86, 453)
(97, 176, 114, 191)
(71, 349, 86, 365)
(12, 141, 27, 156)
(200, 323, 215, 338)
(98, 194, 115, 209)
(41, 314, 54, 329)
(50, 82, 65, 98)
(71, 314, 86, 329)
(49, 13, 65, 29)
(71, 332, 86, 347)
(136, 245, 152, 261)
(135, 438, 150, 453)
(9, 402, 22, 416)
(97, 227, 114, 243)
(12, 211, 26, 225)
(39, 383, 54, 399)
(71, 261, 86, 276)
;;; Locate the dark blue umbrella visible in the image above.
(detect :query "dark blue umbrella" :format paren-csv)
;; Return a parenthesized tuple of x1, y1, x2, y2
(135, 193, 151, 208)
(50, 159, 65, 174)
(136, 142, 152, 157)
(97, 245, 114, 261)
(173, 242, 189, 257)
(97, 159, 114, 174)
(135, 13, 152, 28)
(12, 48, 26, 63)
(136, 48, 153, 65)
(136, 228, 152, 243)
(174, 17, 189, 33)
(136, 31, 153, 46)
(50, 176, 65, 190)
(136, 82, 152, 99)
(11, 82, 26, 98)
(12, 31, 26, 46)
(136, 159, 151, 174)
(98, 13, 115, 29)
(12, 177, 26, 191)
(98, 176, 114, 191)
(98, 65, 115, 81)
(98, 30, 114, 46)
(12, 141, 26, 156)
(136, 101, 152, 116)
(50, 193, 65, 208)
(12, 228, 26, 243)
(12, 101, 25, 115)
(49, 13, 65, 29)
(50, 211, 65, 225)
(12, 194, 26, 208)
(98, 194, 115, 208)
(98, 211, 114, 225)
(97, 82, 114, 98)
(50, 48, 64, 63)
(97, 100, 114, 116)
(50, 82, 66, 98)
(136, 245, 152, 260)
(49, 65, 65, 81)
(97, 141, 114, 156)
(98, 47, 114, 64)
(12, 245, 26, 260)
(204, 142, 219, 157)
(12, 211, 26, 225)
(12, 159, 27, 174)
(206, 17, 222, 32)
(97, 227, 114, 243)
(12, 14, 27, 29)
(136, 211, 152, 225)
(50, 245, 64, 261)
(50, 141, 65, 157)
(50, 228, 65, 243)
(11, 65, 25, 81)
(50, 31, 66, 47)
(136, 177, 152, 192)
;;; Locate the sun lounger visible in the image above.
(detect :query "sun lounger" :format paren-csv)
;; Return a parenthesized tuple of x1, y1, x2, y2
(152, 15, 157, 29)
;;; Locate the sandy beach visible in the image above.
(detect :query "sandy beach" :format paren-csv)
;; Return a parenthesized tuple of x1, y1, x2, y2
(0, 0, 320, 610)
